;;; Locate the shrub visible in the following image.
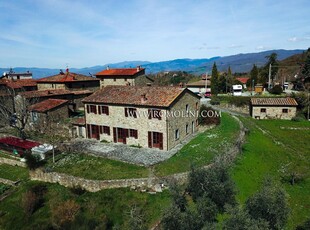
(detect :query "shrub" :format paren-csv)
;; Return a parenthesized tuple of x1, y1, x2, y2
(22, 191, 39, 218)
(210, 97, 220, 105)
(270, 85, 283, 95)
(245, 179, 289, 229)
(24, 152, 45, 170)
(51, 200, 80, 227)
(198, 105, 221, 126)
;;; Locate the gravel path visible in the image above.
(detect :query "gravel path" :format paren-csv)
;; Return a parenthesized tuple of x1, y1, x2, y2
(68, 128, 212, 166)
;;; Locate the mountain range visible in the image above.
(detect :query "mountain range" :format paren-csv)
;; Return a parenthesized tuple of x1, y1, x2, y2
(0, 49, 305, 78)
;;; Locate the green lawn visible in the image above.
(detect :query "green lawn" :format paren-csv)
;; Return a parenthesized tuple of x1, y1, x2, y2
(231, 117, 310, 229)
(0, 164, 29, 181)
(0, 181, 171, 229)
(154, 113, 240, 177)
(50, 153, 150, 180)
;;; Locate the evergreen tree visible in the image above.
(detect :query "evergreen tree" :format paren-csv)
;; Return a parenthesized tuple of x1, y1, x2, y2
(211, 62, 219, 95)
(250, 64, 259, 86)
(259, 53, 278, 85)
(227, 66, 233, 93)
(301, 49, 310, 84)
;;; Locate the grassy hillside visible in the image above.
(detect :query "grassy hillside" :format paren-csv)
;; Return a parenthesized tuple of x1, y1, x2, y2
(231, 118, 310, 229)
(0, 181, 171, 229)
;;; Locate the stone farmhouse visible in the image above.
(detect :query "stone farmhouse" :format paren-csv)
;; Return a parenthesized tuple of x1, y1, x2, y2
(37, 69, 100, 92)
(95, 66, 154, 88)
(81, 86, 200, 150)
(28, 99, 69, 125)
(250, 97, 298, 120)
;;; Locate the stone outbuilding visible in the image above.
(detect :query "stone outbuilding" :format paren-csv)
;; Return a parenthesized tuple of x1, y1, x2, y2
(95, 66, 154, 88)
(250, 97, 298, 120)
(28, 99, 69, 124)
(82, 85, 200, 150)
(37, 69, 100, 92)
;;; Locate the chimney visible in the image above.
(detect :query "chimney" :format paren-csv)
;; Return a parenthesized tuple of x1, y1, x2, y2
(106, 66, 110, 70)
(137, 66, 141, 72)
(141, 94, 147, 103)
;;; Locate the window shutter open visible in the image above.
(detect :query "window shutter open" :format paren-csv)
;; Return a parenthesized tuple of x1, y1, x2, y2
(113, 128, 117, 142)
(159, 133, 163, 150)
(106, 106, 109, 115)
(148, 132, 152, 148)
(99, 106, 102, 115)
(86, 105, 90, 113)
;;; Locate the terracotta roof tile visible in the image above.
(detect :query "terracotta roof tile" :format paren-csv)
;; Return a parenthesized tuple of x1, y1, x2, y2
(95, 68, 145, 76)
(28, 99, 68, 112)
(251, 97, 298, 106)
(38, 72, 99, 83)
(20, 89, 73, 98)
(0, 79, 37, 89)
(236, 77, 249, 84)
(19, 89, 92, 99)
(186, 80, 211, 87)
(82, 86, 190, 107)
(71, 117, 85, 125)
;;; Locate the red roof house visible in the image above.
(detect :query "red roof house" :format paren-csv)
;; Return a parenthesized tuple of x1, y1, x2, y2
(0, 136, 40, 155)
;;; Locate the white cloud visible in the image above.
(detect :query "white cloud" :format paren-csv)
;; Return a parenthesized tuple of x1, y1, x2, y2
(288, 36, 310, 42)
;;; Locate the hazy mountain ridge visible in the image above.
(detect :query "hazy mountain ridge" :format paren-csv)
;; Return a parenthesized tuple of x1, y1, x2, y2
(0, 49, 304, 78)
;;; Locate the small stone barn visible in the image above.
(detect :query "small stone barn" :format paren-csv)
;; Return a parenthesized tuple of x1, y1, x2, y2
(250, 97, 298, 120)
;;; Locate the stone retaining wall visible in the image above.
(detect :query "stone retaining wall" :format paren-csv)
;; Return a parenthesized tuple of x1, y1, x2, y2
(0, 178, 17, 186)
(0, 157, 26, 167)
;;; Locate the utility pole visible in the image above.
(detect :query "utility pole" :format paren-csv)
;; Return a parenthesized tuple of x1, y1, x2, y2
(268, 64, 272, 90)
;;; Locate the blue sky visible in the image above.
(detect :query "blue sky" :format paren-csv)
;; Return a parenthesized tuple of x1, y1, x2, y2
(0, 0, 309, 68)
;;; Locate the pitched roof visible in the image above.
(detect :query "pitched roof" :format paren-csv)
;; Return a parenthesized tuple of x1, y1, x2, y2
(82, 86, 198, 108)
(186, 80, 211, 87)
(38, 71, 99, 83)
(28, 99, 68, 112)
(19, 89, 92, 99)
(20, 89, 73, 98)
(0, 79, 37, 89)
(250, 97, 298, 106)
(95, 67, 145, 77)
(236, 77, 249, 84)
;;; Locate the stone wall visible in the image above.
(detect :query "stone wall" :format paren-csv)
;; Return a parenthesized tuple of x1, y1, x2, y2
(0, 157, 26, 167)
(167, 92, 200, 149)
(85, 104, 168, 149)
(252, 106, 296, 120)
(29, 115, 246, 193)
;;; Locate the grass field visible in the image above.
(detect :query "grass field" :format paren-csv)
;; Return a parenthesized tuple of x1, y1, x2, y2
(0, 181, 171, 229)
(49, 153, 150, 180)
(49, 113, 240, 180)
(231, 117, 310, 229)
(0, 164, 29, 181)
(154, 113, 240, 177)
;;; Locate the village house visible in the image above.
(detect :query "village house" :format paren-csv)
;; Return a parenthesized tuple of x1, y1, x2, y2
(95, 66, 154, 88)
(250, 97, 298, 120)
(0, 79, 37, 94)
(37, 69, 100, 92)
(28, 99, 69, 125)
(81, 86, 200, 150)
(186, 73, 211, 97)
(1, 68, 33, 80)
(19, 89, 92, 111)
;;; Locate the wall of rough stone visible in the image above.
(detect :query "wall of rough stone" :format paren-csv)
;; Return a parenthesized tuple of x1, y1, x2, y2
(252, 106, 296, 119)
(0, 157, 26, 167)
(85, 104, 168, 150)
(167, 92, 200, 149)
